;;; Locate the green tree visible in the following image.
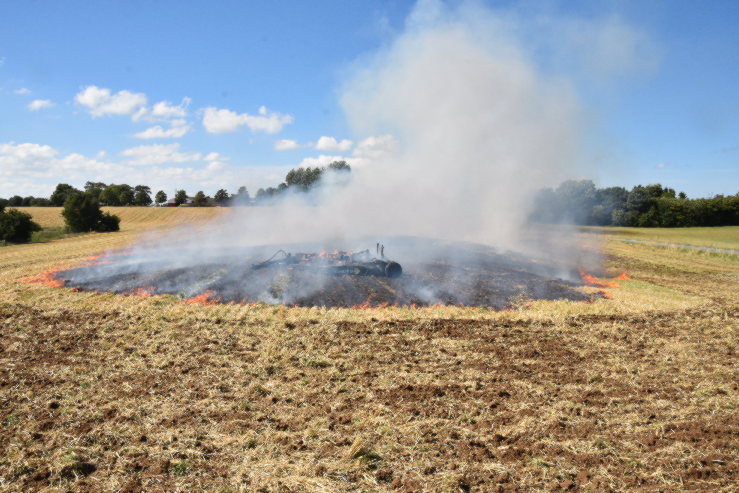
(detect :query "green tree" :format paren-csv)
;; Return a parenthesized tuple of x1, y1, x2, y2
(84, 181, 107, 199)
(119, 187, 134, 206)
(62, 194, 102, 232)
(62, 193, 121, 233)
(134, 185, 153, 206)
(30, 197, 51, 206)
(214, 189, 230, 204)
(0, 208, 41, 243)
(155, 190, 167, 205)
(50, 183, 82, 206)
(99, 184, 134, 206)
(327, 160, 351, 171)
(8, 195, 23, 207)
(174, 190, 187, 205)
(97, 212, 121, 232)
(193, 191, 208, 206)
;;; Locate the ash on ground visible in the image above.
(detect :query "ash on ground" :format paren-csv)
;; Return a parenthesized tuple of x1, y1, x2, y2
(60, 237, 591, 308)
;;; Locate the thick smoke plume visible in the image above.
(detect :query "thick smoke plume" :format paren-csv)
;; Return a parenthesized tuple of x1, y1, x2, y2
(187, 0, 586, 249)
(61, 1, 652, 305)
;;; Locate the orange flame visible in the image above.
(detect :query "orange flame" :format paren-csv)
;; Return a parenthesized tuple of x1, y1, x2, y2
(21, 268, 66, 288)
(183, 290, 221, 306)
(578, 269, 621, 289)
(351, 298, 372, 309)
(123, 286, 155, 297)
(613, 272, 630, 281)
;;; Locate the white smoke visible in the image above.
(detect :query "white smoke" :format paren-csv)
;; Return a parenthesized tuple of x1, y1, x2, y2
(67, 0, 655, 303)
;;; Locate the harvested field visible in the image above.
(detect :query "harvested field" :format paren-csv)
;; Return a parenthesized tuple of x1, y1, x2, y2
(0, 210, 736, 491)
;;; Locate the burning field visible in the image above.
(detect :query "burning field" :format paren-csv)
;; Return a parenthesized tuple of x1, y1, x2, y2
(0, 209, 737, 492)
(43, 237, 598, 309)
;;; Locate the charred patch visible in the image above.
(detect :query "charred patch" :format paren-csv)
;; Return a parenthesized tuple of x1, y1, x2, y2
(56, 238, 591, 308)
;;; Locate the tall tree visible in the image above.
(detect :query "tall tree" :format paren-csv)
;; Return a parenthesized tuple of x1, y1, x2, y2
(155, 190, 167, 205)
(84, 181, 107, 199)
(134, 185, 153, 206)
(62, 194, 102, 232)
(214, 189, 230, 204)
(174, 190, 188, 206)
(193, 191, 208, 206)
(50, 183, 82, 206)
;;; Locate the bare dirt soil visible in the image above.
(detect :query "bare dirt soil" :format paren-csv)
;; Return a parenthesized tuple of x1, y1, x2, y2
(1, 301, 736, 491)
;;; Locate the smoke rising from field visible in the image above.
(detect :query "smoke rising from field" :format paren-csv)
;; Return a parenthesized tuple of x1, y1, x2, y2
(204, 0, 590, 249)
(63, 1, 653, 304)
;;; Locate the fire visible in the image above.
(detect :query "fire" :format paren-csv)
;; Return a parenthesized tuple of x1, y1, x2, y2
(183, 290, 221, 306)
(21, 268, 66, 288)
(351, 298, 372, 309)
(123, 286, 155, 297)
(578, 269, 621, 289)
(577, 269, 632, 302)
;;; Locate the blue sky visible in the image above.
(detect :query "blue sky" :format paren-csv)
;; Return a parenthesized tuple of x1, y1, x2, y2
(0, 0, 737, 198)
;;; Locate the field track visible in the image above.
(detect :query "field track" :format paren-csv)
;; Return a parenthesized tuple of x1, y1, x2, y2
(1, 209, 737, 492)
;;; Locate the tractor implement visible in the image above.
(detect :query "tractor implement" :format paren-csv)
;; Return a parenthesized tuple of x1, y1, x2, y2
(252, 246, 402, 278)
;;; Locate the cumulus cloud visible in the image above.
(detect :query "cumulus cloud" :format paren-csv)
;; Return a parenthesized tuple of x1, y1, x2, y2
(14, 87, 31, 95)
(76, 85, 147, 118)
(27, 99, 54, 111)
(121, 143, 202, 166)
(202, 105, 293, 134)
(314, 136, 353, 152)
(133, 119, 190, 139)
(133, 97, 191, 122)
(274, 139, 301, 151)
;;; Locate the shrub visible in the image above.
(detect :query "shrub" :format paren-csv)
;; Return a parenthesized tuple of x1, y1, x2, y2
(62, 193, 121, 233)
(97, 212, 120, 232)
(0, 209, 41, 243)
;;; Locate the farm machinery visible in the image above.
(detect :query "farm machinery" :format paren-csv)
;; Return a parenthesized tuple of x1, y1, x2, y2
(252, 244, 402, 278)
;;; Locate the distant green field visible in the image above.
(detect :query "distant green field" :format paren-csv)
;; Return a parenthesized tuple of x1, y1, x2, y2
(583, 225, 739, 250)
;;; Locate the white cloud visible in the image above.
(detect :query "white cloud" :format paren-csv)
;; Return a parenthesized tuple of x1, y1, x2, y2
(0, 142, 58, 167)
(75, 85, 147, 118)
(133, 97, 191, 122)
(133, 119, 190, 139)
(314, 136, 353, 152)
(656, 163, 668, 169)
(28, 99, 54, 111)
(274, 139, 301, 151)
(202, 106, 293, 134)
(352, 134, 398, 160)
(121, 143, 202, 166)
(14, 87, 31, 95)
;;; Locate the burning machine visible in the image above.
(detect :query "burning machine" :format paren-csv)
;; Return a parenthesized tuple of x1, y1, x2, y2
(252, 245, 402, 278)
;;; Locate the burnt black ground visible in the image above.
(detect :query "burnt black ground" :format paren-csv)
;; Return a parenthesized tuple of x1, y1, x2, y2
(59, 237, 590, 308)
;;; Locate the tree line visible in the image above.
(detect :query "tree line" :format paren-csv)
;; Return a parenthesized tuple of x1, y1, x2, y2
(0, 160, 352, 209)
(532, 180, 739, 227)
(0, 161, 352, 244)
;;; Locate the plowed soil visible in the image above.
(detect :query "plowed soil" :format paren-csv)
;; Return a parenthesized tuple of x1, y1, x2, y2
(1, 303, 736, 491)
